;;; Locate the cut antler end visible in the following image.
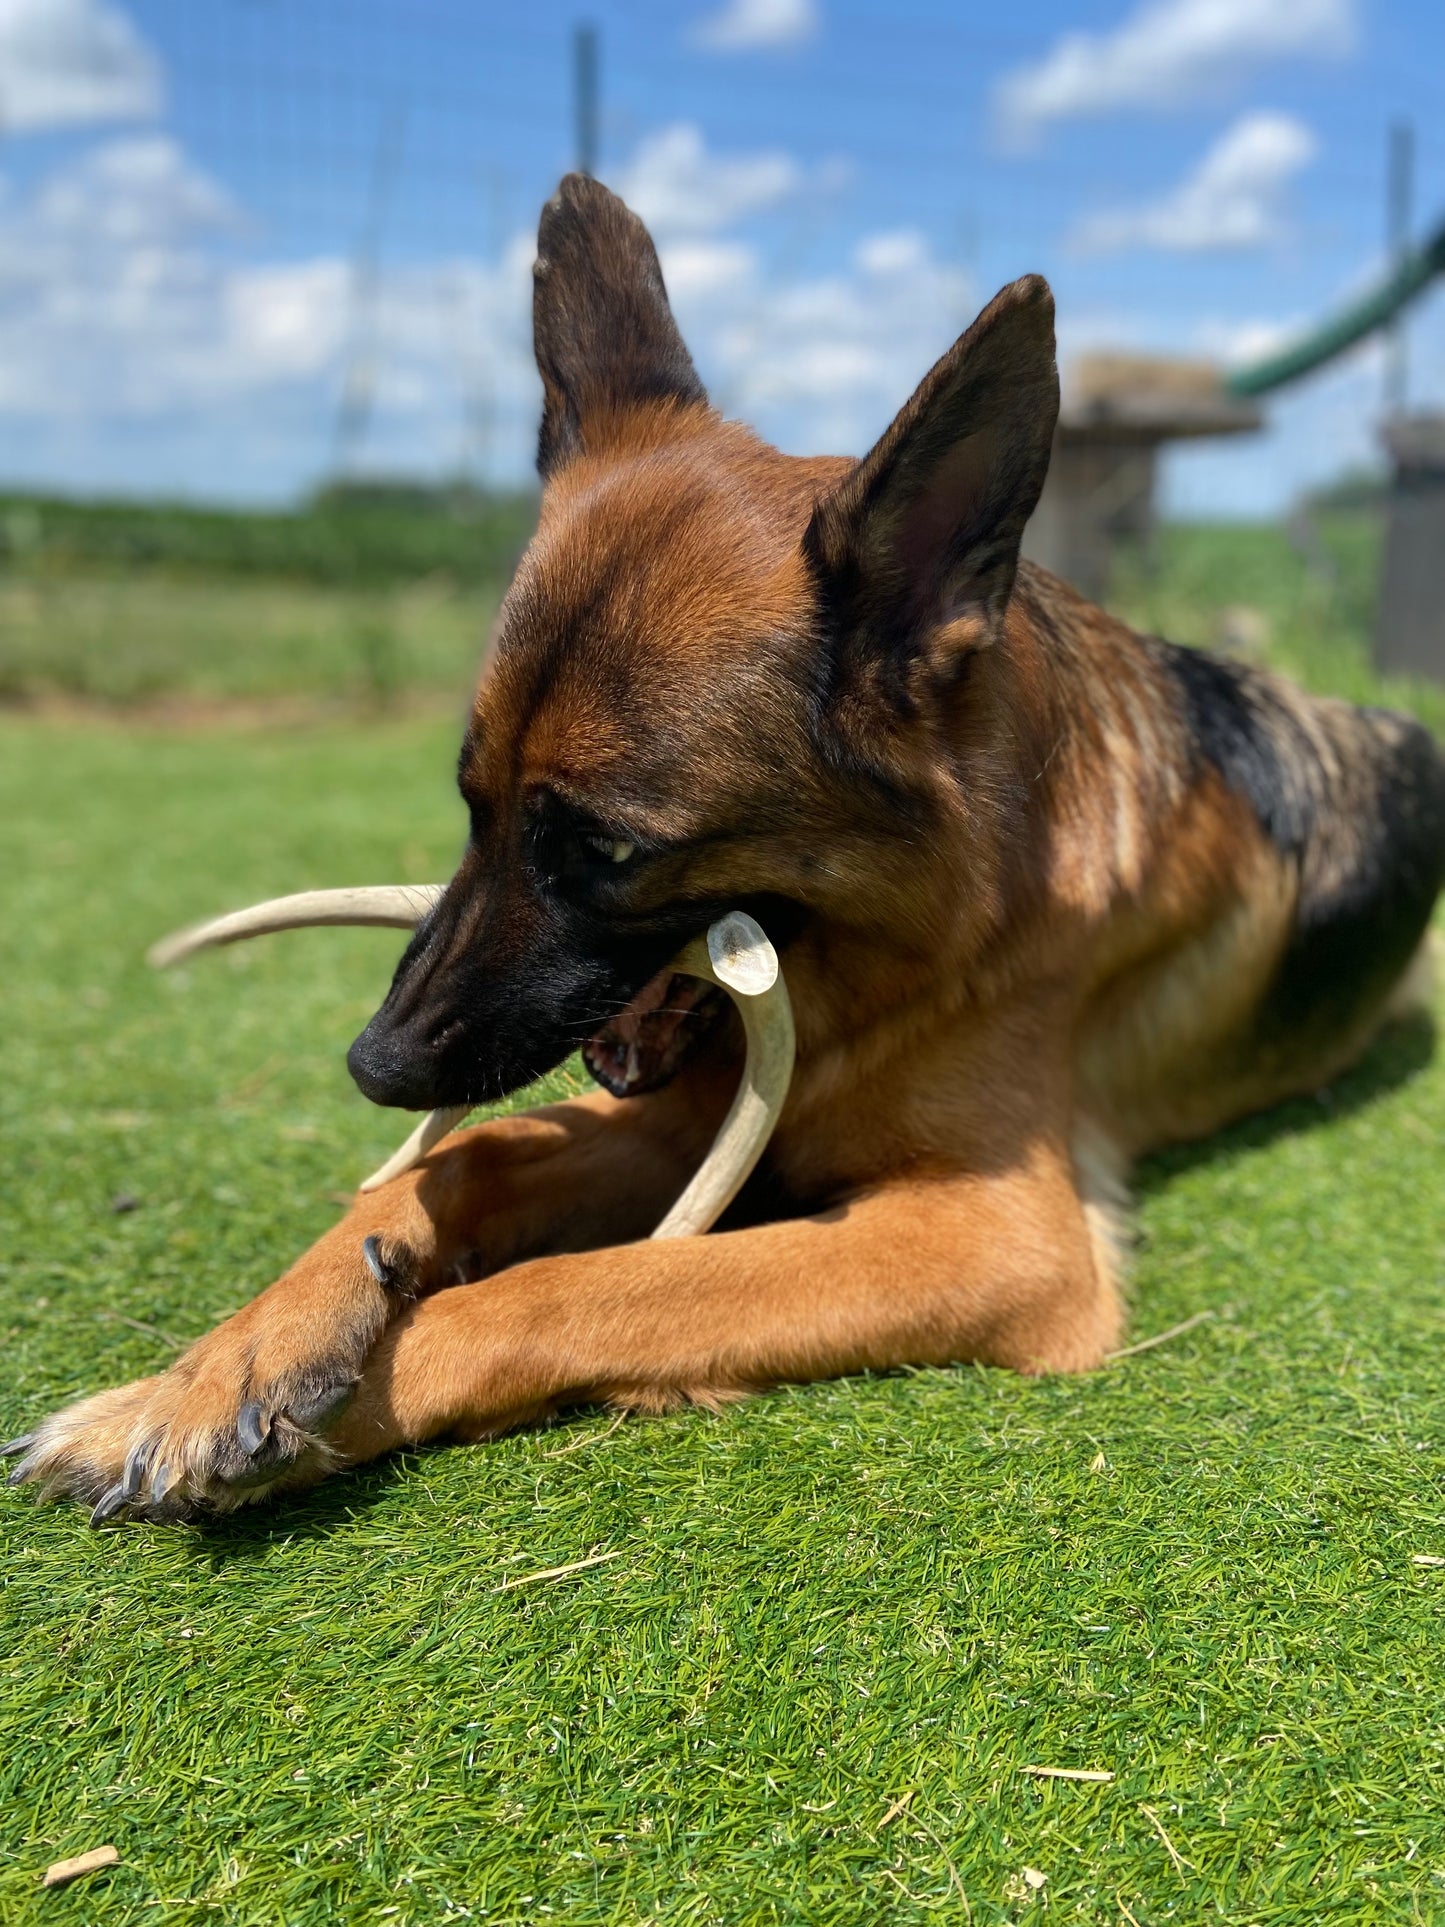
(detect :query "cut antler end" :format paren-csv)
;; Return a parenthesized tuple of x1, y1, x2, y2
(706, 910, 779, 997)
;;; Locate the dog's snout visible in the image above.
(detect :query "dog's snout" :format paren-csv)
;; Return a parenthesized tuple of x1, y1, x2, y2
(346, 882, 478, 1109)
(346, 1013, 443, 1110)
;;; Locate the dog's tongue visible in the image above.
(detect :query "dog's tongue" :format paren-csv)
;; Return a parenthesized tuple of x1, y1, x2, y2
(583, 967, 718, 1098)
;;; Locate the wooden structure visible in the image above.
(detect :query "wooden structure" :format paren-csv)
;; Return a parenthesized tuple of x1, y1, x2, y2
(1375, 413, 1445, 680)
(1022, 354, 1261, 604)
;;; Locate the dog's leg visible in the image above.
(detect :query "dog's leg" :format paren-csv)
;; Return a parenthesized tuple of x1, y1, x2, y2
(317, 1145, 1123, 1487)
(8, 1078, 726, 1520)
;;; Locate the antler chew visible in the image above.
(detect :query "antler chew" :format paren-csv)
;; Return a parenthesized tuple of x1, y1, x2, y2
(148, 885, 445, 969)
(151, 888, 795, 1237)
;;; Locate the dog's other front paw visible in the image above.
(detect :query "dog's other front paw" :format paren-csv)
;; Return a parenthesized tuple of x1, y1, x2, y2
(6, 1231, 414, 1524)
(0, 1373, 277, 1524)
(6, 1357, 347, 1524)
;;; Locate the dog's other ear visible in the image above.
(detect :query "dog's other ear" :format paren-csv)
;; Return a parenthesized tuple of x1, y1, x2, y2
(533, 173, 707, 476)
(804, 275, 1058, 694)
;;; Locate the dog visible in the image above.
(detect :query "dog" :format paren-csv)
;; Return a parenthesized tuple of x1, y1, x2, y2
(10, 174, 1445, 1524)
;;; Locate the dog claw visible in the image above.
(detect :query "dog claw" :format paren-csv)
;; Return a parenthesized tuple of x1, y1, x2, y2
(120, 1439, 156, 1502)
(150, 1461, 175, 1503)
(1, 1433, 35, 1459)
(361, 1235, 390, 1286)
(89, 1483, 129, 1527)
(287, 1380, 357, 1431)
(237, 1400, 269, 1456)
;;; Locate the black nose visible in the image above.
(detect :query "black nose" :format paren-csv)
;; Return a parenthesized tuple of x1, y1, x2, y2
(346, 1013, 443, 1110)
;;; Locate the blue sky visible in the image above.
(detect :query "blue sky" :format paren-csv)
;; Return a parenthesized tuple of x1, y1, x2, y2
(1, 0, 1442, 513)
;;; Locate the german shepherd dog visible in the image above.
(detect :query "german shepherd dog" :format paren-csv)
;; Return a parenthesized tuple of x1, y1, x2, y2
(11, 176, 1445, 1524)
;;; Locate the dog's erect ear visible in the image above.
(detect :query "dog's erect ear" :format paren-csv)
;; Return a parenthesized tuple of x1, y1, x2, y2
(532, 173, 708, 476)
(804, 275, 1058, 690)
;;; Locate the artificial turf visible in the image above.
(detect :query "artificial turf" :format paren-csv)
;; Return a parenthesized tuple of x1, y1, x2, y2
(2, 692, 1444, 1923)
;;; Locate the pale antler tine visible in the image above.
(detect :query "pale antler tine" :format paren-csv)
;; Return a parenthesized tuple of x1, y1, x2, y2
(359, 1103, 472, 1193)
(651, 911, 795, 1240)
(148, 884, 446, 969)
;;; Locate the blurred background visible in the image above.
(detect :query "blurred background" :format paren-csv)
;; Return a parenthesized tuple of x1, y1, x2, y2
(1, 0, 1443, 713)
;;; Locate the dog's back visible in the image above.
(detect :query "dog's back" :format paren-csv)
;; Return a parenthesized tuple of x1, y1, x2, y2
(1039, 570, 1445, 1154)
(1156, 635, 1445, 1040)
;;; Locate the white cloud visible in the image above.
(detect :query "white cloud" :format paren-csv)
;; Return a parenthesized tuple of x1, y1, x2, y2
(996, 0, 1352, 141)
(7, 114, 1437, 516)
(31, 134, 239, 243)
(611, 123, 801, 238)
(853, 230, 930, 278)
(0, 138, 337, 415)
(0, 0, 161, 134)
(693, 0, 817, 52)
(661, 224, 975, 454)
(222, 261, 352, 385)
(1191, 314, 1303, 367)
(1071, 112, 1316, 254)
(0, 132, 560, 500)
(657, 237, 757, 300)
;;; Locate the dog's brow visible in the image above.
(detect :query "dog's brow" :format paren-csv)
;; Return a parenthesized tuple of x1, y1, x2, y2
(533, 778, 676, 845)
(456, 723, 486, 795)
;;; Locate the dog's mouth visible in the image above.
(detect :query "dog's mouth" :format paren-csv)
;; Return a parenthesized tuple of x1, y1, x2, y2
(582, 965, 727, 1098)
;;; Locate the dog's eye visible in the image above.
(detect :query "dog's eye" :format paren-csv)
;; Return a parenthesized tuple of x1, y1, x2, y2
(579, 832, 637, 866)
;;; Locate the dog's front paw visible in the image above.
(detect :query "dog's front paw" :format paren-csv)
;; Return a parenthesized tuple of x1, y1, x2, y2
(6, 1232, 413, 1523)
(6, 1356, 347, 1523)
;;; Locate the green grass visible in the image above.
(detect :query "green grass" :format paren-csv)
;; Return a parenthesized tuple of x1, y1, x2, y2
(0, 484, 533, 706)
(0, 487, 537, 587)
(0, 570, 494, 706)
(3, 530, 1445, 1923)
